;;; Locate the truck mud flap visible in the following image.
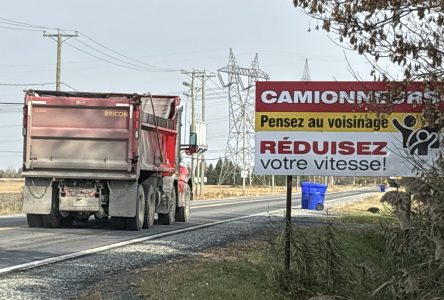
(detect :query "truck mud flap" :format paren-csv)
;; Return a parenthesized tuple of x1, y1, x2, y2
(108, 180, 138, 217)
(23, 177, 53, 214)
(157, 176, 177, 213)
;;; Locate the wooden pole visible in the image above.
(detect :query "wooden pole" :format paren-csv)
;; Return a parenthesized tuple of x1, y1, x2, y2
(285, 175, 293, 271)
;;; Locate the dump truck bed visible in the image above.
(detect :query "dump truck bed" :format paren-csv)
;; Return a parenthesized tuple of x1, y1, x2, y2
(22, 90, 180, 180)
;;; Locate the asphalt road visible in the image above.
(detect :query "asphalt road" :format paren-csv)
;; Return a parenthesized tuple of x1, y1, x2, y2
(0, 188, 376, 272)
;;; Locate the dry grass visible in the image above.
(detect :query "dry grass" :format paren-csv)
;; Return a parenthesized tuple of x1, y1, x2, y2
(328, 194, 391, 215)
(0, 179, 24, 193)
(197, 184, 364, 200)
(200, 185, 287, 199)
(0, 179, 24, 215)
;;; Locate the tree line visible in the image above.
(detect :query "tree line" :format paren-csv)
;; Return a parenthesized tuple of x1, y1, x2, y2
(205, 158, 381, 187)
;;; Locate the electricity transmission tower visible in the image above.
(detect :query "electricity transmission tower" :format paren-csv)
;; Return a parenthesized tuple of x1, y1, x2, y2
(217, 49, 269, 192)
(301, 58, 311, 80)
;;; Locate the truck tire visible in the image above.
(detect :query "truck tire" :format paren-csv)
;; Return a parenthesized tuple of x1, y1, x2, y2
(142, 183, 156, 229)
(60, 215, 74, 228)
(126, 184, 145, 231)
(26, 214, 43, 228)
(41, 211, 61, 228)
(111, 217, 126, 230)
(41, 210, 62, 228)
(176, 184, 190, 222)
(38, 183, 65, 228)
(158, 188, 176, 225)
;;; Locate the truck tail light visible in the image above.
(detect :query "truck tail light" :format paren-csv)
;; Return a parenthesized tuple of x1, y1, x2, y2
(23, 105, 28, 136)
(133, 105, 140, 156)
(134, 108, 140, 137)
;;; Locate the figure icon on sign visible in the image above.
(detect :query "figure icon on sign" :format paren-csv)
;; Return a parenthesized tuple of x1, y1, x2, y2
(392, 115, 442, 156)
(393, 115, 416, 148)
(408, 129, 438, 156)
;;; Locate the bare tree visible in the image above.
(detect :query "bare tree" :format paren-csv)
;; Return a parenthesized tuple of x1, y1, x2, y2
(293, 1, 444, 297)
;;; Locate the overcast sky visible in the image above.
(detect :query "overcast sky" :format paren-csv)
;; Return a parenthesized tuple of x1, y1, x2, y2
(0, 0, 376, 170)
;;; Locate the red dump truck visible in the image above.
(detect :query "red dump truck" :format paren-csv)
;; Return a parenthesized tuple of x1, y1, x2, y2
(22, 90, 196, 230)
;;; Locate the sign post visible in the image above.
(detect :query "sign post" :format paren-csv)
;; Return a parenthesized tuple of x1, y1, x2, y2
(285, 175, 292, 271)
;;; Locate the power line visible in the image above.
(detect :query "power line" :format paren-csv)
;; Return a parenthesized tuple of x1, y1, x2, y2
(73, 37, 155, 71)
(65, 41, 164, 72)
(0, 17, 55, 30)
(0, 25, 41, 32)
(0, 82, 55, 86)
(60, 82, 79, 91)
(0, 16, 181, 74)
(78, 32, 180, 72)
(204, 154, 235, 161)
(0, 82, 77, 91)
(70, 36, 174, 73)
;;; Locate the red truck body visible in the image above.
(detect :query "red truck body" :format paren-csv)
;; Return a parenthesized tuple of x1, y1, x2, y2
(22, 90, 193, 230)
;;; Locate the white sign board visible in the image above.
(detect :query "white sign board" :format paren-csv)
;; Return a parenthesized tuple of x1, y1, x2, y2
(254, 81, 443, 177)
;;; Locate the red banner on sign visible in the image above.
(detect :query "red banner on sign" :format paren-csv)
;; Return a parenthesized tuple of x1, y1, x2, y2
(255, 81, 442, 113)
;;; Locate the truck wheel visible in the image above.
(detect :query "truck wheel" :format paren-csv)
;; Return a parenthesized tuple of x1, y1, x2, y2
(41, 212, 61, 228)
(176, 184, 190, 222)
(111, 217, 126, 230)
(126, 185, 145, 231)
(41, 184, 62, 228)
(41, 210, 62, 228)
(60, 215, 74, 228)
(143, 183, 156, 229)
(26, 214, 43, 228)
(158, 188, 176, 225)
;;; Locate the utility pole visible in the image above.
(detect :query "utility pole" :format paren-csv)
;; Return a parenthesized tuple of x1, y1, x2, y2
(190, 70, 197, 189)
(183, 69, 212, 198)
(197, 71, 214, 197)
(200, 72, 206, 197)
(183, 69, 201, 196)
(43, 30, 78, 91)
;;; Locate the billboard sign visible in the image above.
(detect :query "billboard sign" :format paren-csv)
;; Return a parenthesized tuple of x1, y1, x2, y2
(254, 81, 443, 176)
